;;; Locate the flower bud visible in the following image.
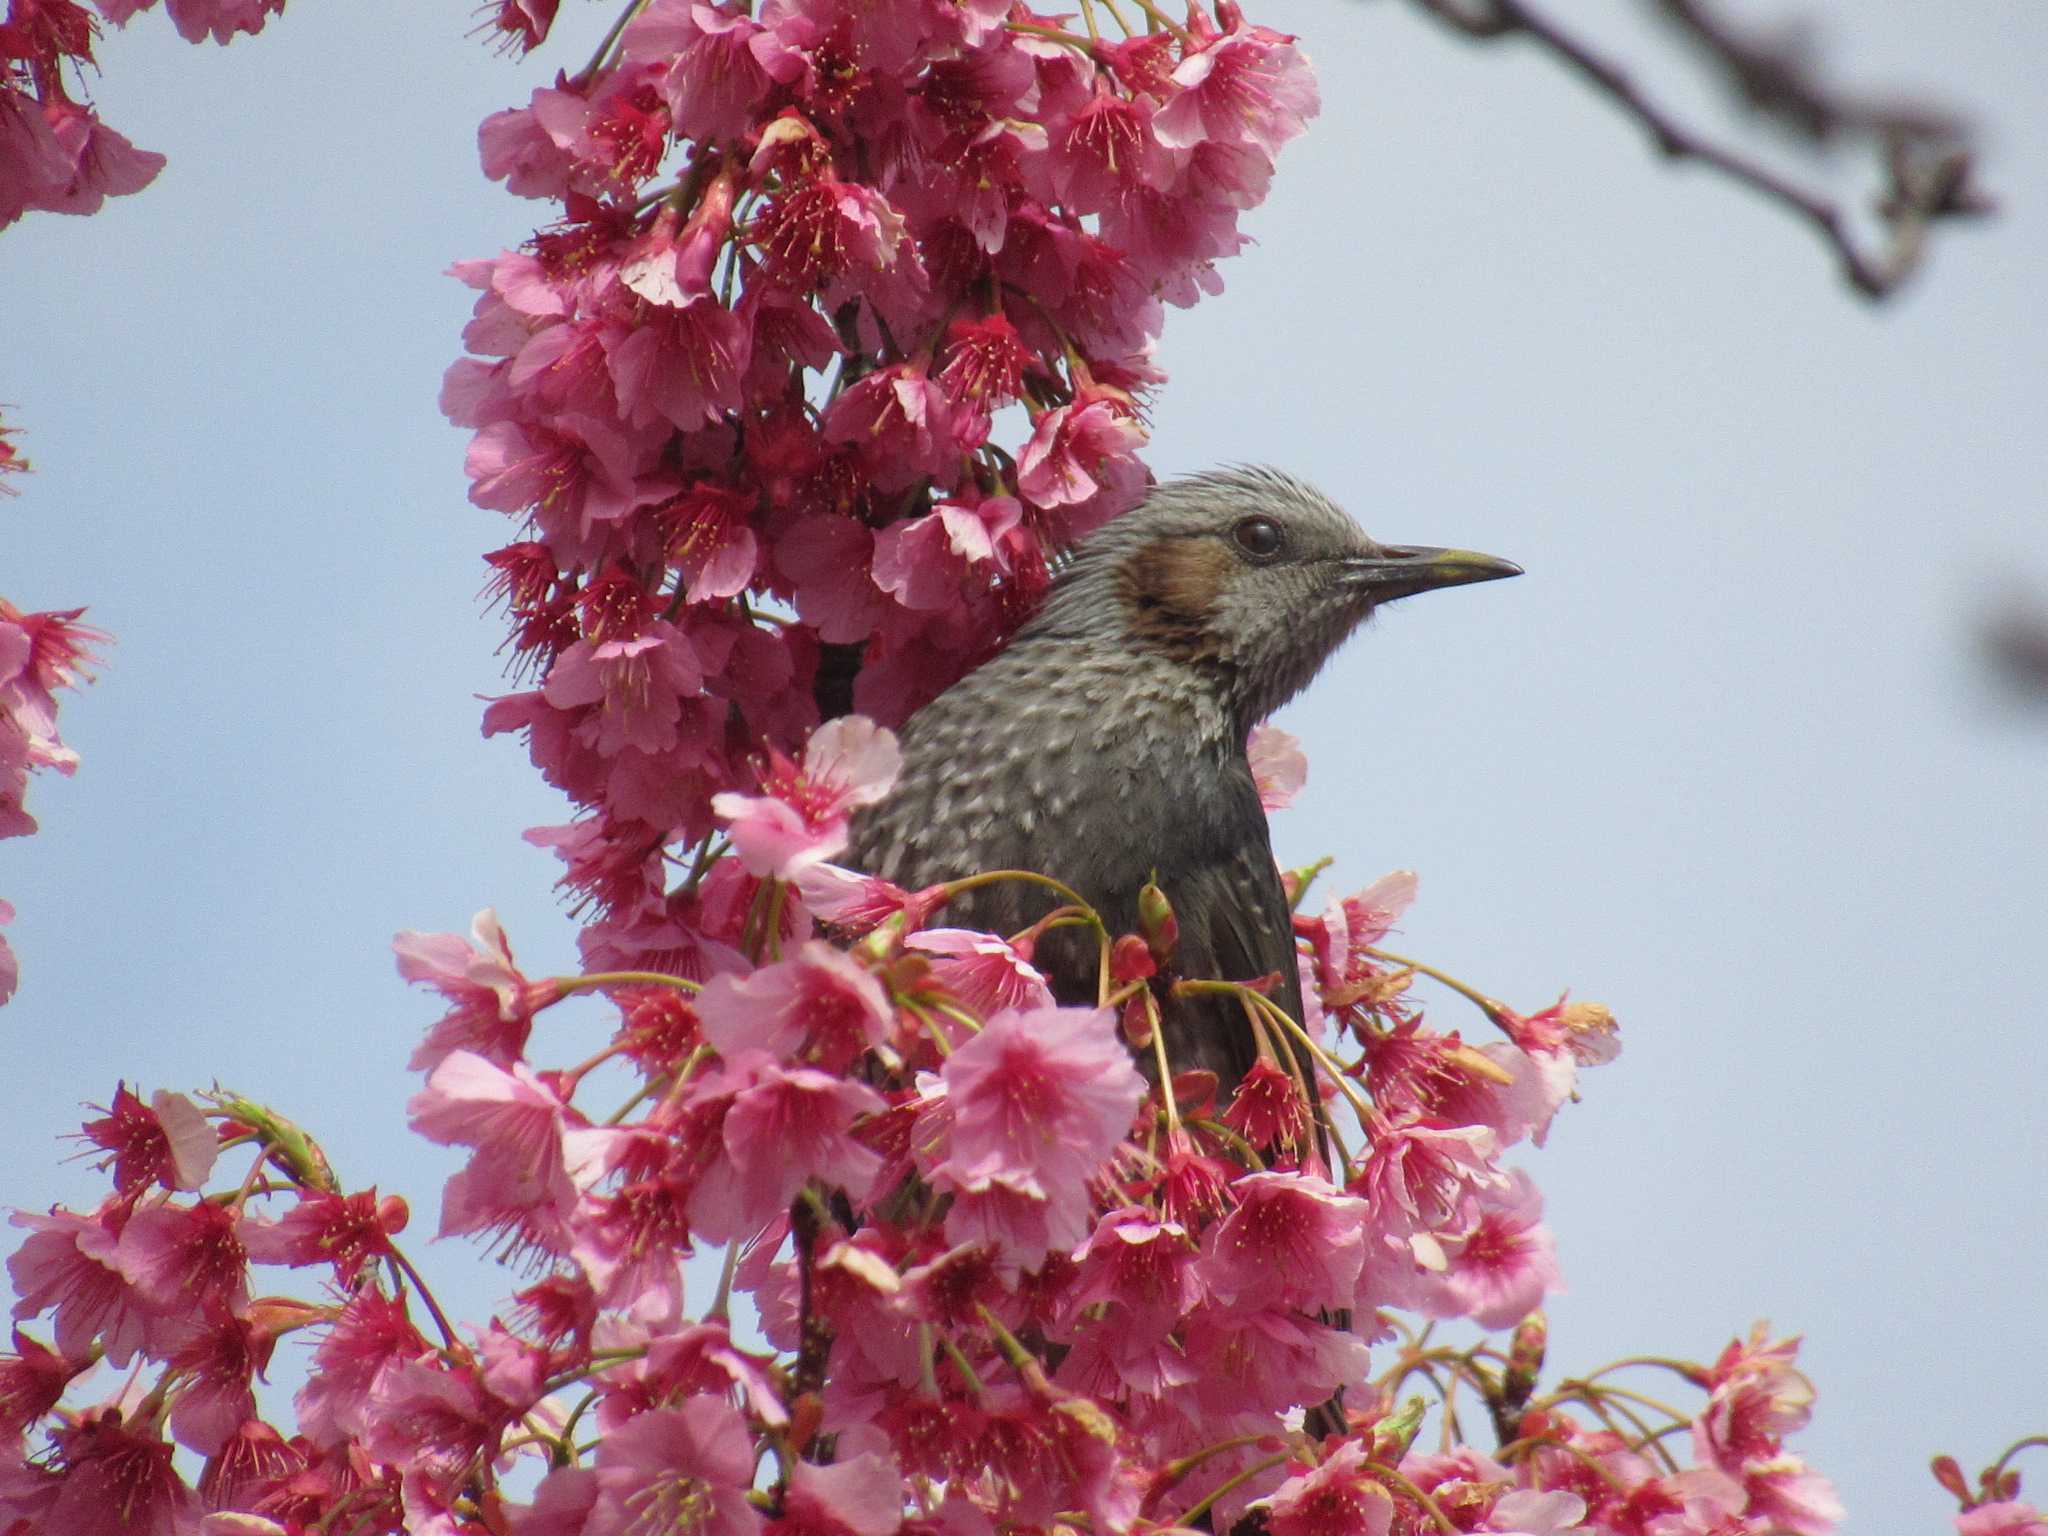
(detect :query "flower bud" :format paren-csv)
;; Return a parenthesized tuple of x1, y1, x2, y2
(1368, 1395, 1428, 1462)
(1502, 1311, 1548, 1413)
(1930, 1455, 1970, 1505)
(1137, 880, 1178, 962)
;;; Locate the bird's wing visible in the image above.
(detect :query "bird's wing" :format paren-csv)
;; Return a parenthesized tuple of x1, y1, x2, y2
(1164, 833, 1310, 1096)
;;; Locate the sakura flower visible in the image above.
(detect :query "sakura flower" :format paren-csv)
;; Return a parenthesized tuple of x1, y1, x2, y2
(407, 1051, 610, 1255)
(43, 1414, 198, 1535)
(292, 1288, 430, 1449)
(1267, 1440, 1396, 1536)
(0, 1328, 82, 1439)
(8, 1205, 173, 1367)
(1063, 1207, 1202, 1338)
(363, 1356, 528, 1502)
(1015, 395, 1147, 512)
(1153, 23, 1321, 160)
(904, 928, 1053, 1017)
(711, 715, 901, 878)
(396, 908, 564, 1073)
(1306, 871, 1419, 996)
(196, 1420, 309, 1522)
(1695, 1323, 1818, 1467)
(871, 497, 1024, 612)
(613, 1318, 789, 1429)
(660, 481, 761, 602)
(1959, 1504, 2048, 1536)
(694, 941, 894, 1073)
(775, 1451, 905, 1536)
(1197, 1170, 1367, 1313)
(20, 102, 156, 221)
(937, 314, 1033, 415)
(585, 1395, 762, 1536)
(1219, 1056, 1311, 1152)
(542, 617, 714, 756)
(239, 1188, 408, 1287)
(1248, 721, 1307, 811)
(935, 1004, 1142, 1201)
(776, 510, 891, 643)
(604, 293, 750, 430)
(1351, 1116, 1506, 1241)
(164, 1315, 268, 1455)
(76, 1085, 217, 1200)
(685, 1052, 886, 1243)
(752, 170, 909, 292)
(112, 1200, 249, 1320)
(822, 362, 960, 492)
(162, 0, 283, 45)
(1180, 1304, 1372, 1420)
(623, 0, 807, 143)
(1427, 1170, 1561, 1330)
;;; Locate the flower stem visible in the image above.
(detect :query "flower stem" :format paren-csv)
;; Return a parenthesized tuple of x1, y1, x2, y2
(387, 1245, 461, 1353)
(577, 0, 647, 84)
(1176, 1453, 1291, 1528)
(1362, 1462, 1460, 1536)
(1990, 1436, 2048, 1481)
(561, 970, 701, 995)
(1363, 946, 1506, 1022)
(578, 0, 649, 84)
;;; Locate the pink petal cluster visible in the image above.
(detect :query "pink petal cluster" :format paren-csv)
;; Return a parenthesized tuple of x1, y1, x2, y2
(0, 596, 106, 1005)
(446, 0, 1320, 980)
(0, 5, 1868, 1533)
(1, 0, 284, 233)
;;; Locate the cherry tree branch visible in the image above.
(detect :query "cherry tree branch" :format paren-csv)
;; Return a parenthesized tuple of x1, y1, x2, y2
(1407, 0, 1993, 298)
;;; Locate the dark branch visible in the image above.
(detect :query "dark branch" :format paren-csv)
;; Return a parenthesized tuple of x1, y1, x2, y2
(1408, 0, 1993, 299)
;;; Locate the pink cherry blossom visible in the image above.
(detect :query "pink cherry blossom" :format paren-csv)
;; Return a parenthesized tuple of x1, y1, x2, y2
(711, 715, 901, 878)
(685, 1052, 886, 1243)
(1153, 23, 1321, 160)
(904, 928, 1053, 1018)
(395, 908, 563, 1073)
(695, 941, 895, 1073)
(76, 1085, 217, 1200)
(1267, 1441, 1396, 1536)
(1428, 1169, 1562, 1329)
(935, 1004, 1142, 1203)
(111, 1200, 249, 1319)
(1198, 1170, 1367, 1313)
(1015, 395, 1148, 513)
(8, 1205, 168, 1367)
(583, 1395, 762, 1536)
(1959, 1504, 2048, 1536)
(407, 1050, 608, 1254)
(1248, 722, 1307, 811)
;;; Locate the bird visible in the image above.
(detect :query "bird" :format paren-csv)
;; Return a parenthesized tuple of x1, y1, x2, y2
(846, 466, 1521, 1106)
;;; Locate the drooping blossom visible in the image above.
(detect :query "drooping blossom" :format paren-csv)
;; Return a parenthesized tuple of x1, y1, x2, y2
(395, 908, 564, 1072)
(712, 717, 901, 879)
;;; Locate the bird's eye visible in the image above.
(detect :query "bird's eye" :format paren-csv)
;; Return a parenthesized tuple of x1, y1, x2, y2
(1232, 515, 1285, 560)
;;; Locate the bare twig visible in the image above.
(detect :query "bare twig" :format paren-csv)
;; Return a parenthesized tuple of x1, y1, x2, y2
(1408, 0, 1992, 299)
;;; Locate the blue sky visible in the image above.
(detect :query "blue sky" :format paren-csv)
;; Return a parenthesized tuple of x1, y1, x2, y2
(8, 0, 2046, 1519)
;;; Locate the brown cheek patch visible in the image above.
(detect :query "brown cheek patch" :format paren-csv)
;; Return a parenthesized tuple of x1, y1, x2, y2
(1115, 537, 1232, 664)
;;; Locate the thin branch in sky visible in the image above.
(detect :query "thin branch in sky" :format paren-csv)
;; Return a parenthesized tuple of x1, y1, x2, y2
(1408, 0, 1994, 298)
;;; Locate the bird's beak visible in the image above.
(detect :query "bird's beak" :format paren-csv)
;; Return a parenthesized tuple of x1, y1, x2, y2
(1339, 545, 1524, 603)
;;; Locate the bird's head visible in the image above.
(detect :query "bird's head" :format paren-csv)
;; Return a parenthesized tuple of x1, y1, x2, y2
(1038, 466, 1522, 730)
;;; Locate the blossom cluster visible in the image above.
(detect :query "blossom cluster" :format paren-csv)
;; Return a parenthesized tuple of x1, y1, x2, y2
(0, 593, 104, 1005)
(445, 0, 1318, 980)
(0, 0, 284, 231)
(0, 1, 1887, 1532)
(0, 710, 1850, 1536)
